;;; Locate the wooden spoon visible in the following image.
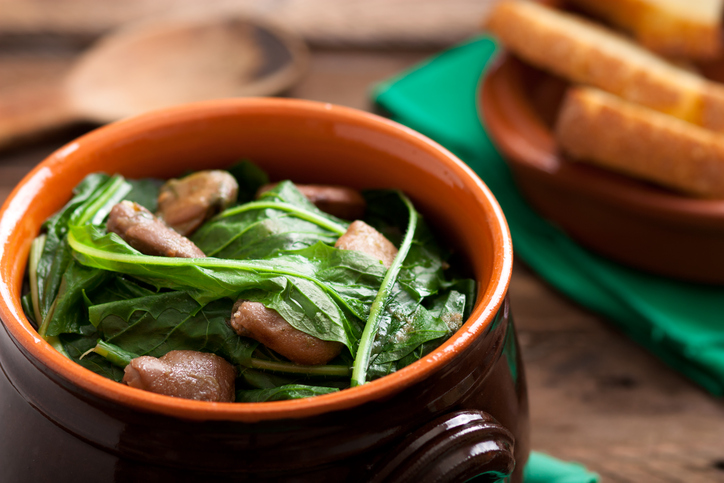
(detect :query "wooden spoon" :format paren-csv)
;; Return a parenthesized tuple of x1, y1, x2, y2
(0, 16, 309, 149)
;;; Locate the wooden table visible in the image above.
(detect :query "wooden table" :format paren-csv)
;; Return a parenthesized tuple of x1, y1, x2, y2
(2, 46, 724, 483)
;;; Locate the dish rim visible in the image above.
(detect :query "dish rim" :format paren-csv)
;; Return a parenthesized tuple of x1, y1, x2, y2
(0, 97, 514, 422)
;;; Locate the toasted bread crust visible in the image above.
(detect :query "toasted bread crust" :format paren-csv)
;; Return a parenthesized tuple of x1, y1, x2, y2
(486, 0, 724, 131)
(566, 0, 723, 60)
(555, 86, 724, 198)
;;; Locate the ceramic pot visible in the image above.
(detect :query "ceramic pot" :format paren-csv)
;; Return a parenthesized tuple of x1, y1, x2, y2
(0, 98, 528, 482)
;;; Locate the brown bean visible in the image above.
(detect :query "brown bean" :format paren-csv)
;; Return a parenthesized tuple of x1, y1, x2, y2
(334, 220, 398, 268)
(157, 170, 238, 236)
(123, 350, 236, 402)
(231, 300, 343, 366)
(257, 183, 366, 220)
(107, 201, 205, 258)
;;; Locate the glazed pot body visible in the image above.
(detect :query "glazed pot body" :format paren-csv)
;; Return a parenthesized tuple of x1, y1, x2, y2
(0, 299, 527, 482)
(0, 98, 526, 482)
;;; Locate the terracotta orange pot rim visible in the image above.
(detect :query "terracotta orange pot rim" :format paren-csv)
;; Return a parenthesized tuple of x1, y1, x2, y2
(482, 52, 724, 222)
(0, 97, 513, 422)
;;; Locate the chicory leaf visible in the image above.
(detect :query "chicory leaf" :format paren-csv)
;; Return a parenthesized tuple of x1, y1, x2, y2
(36, 173, 128, 319)
(241, 368, 299, 389)
(227, 159, 270, 202)
(61, 332, 126, 382)
(21, 293, 36, 326)
(365, 190, 450, 301)
(194, 214, 341, 260)
(351, 191, 418, 387)
(35, 173, 134, 339)
(124, 178, 162, 212)
(369, 289, 450, 366)
(69, 225, 386, 350)
(85, 275, 157, 307)
(191, 181, 347, 258)
(240, 368, 349, 389)
(89, 291, 257, 367)
(42, 260, 110, 337)
(29, 165, 477, 400)
(91, 339, 139, 368)
(236, 384, 339, 402)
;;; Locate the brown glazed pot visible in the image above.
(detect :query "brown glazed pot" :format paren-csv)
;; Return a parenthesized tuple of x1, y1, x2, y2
(0, 98, 528, 482)
(481, 53, 724, 284)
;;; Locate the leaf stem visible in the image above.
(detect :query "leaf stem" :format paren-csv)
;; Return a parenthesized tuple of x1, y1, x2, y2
(90, 340, 138, 368)
(68, 229, 366, 324)
(216, 201, 347, 235)
(38, 296, 58, 338)
(28, 234, 46, 324)
(75, 175, 132, 226)
(249, 358, 351, 376)
(350, 192, 418, 387)
(36, 174, 131, 343)
(46, 336, 70, 358)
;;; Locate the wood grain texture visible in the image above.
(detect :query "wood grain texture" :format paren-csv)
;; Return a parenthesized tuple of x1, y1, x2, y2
(0, 0, 498, 48)
(512, 266, 724, 482)
(1, 48, 723, 483)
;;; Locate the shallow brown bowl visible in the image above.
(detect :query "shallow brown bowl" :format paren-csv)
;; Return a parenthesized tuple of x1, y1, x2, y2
(481, 53, 724, 284)
(0, 98, 527, 482)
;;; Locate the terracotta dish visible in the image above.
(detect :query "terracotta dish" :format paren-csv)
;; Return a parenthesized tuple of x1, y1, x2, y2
(0, 98, 528, 482)
(481, 53, 724, 284)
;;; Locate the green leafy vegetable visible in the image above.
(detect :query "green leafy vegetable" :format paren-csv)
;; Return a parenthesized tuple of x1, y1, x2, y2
(351, 191, 418, 387)
(61, 332, 125, 381)
(22, 165, 476, 401)
(227, 159, 270, 202)
(36, 174, 134, 339)
(36, 174, 125, 321)
(90, 291, 258, 367)
(69, 226, 384, 349)
(28, 234, 45, 324)
(90, 339, 139, 368)
(191, 181, 347, 258)
(236, 384, 339, 402)
(248, 358, 351, 377)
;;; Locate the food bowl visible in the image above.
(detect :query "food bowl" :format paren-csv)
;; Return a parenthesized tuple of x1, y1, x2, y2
(0, 98, 527, 482)
(481, 53, 724, 284)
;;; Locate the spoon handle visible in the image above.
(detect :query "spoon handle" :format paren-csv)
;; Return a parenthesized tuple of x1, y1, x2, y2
(0, 82, 80, 150)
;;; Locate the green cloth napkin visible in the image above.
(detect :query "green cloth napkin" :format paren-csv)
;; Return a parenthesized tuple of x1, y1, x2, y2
(372, 35, 724, 397)
(522, 452, 598, 483)
(472, 451, 599, 482)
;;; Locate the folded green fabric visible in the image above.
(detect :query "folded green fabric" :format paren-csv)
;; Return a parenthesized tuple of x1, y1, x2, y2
(470, 451, 598, 483)
(522, 452, 598, 483)
(372, 35, 724, 397)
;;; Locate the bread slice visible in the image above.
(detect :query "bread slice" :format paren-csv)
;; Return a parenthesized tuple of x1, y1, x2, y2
(485, 0, 724, 131)
(566, 0, 724, 60)
(555, 86, 724, 198)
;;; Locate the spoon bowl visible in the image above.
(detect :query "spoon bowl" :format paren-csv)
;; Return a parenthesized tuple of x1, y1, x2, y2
(0, 16, 308, 148)
(66, 16, 308, 122)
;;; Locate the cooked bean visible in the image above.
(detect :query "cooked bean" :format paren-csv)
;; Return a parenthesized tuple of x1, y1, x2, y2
(258, 183, 366, 220)
(231, 300, 343, 366)
(157, 170, 238, 236)
(334, 220, 398, 268)
(107, 201, 205, 258)
(123, 350, 236, 402)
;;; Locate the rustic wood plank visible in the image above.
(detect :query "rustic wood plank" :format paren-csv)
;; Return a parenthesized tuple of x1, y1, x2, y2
(0, 0, 497, 48)
(511, 263, 724, 482)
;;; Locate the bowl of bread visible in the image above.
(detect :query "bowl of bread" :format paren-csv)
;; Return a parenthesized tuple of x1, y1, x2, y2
(481, 0, 724, 283)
